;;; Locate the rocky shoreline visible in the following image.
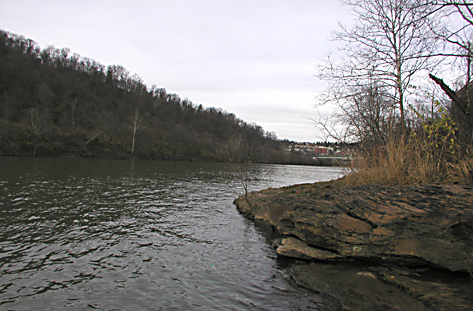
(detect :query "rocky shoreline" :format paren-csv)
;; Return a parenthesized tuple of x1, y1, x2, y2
(234, 180, 473, 310)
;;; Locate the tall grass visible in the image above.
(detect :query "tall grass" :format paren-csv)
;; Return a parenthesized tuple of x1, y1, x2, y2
(343, 115, 473, 185)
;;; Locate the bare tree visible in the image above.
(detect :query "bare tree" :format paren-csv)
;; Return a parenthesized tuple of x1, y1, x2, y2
(422, 1, 473, 84)
(317, 0, 443, 141)
(131, 107, 139, 156)
(418, 1, 473, 145)
(431, 1, 473, 26)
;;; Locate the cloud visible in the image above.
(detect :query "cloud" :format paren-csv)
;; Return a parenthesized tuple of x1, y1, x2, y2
(0, 0, 350, 141)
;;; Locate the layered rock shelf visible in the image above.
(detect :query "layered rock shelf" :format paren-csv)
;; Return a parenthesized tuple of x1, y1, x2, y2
(234, 181, 473, 310)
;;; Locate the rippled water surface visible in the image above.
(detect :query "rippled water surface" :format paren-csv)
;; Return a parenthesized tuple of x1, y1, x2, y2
(0, 157, 345, 310)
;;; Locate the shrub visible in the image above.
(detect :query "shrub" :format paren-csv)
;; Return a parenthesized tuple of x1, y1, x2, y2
(343, 105, 473, 185)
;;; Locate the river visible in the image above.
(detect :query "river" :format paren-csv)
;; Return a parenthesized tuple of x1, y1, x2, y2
(0, 157, 345, 310)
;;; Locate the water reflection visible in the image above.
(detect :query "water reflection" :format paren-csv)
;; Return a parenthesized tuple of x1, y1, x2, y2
(0, 157, 344, 310)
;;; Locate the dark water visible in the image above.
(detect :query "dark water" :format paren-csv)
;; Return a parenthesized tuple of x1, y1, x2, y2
(0, 157, 345, 310)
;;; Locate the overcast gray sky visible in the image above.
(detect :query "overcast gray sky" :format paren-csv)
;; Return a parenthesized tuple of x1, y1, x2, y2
(0, 0, 351, 142)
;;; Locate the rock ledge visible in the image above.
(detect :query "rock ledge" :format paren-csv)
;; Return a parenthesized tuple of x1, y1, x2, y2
(234, 181, 473, 310)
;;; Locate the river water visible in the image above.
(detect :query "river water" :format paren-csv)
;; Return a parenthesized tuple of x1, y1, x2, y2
(0, 157, 345, 310)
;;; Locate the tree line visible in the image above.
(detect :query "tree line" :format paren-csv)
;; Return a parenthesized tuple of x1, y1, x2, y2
(0, 29, 314, 164)
(315, 0, 473, 184)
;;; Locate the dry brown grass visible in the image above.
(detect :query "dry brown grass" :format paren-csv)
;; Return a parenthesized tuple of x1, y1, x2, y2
(342, 135, 473, 186)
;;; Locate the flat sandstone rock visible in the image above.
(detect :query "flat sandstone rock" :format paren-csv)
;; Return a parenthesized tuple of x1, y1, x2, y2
(234, 182, 473, 310)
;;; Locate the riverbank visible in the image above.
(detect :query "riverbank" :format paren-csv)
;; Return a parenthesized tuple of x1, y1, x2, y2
(234, 179, 473, 310)
(0, 120, 317, 165)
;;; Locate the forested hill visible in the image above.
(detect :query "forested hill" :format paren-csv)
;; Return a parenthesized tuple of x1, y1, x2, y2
(0, 30, 311, 164)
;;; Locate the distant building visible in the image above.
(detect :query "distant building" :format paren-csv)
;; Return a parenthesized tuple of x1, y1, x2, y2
(313, 147, 332, 156)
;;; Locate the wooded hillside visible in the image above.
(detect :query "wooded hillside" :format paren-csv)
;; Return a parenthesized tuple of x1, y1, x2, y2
(0, 30, 311, 164)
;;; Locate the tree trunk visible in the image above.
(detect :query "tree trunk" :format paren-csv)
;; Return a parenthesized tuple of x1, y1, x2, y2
(131, 109, 139, 156)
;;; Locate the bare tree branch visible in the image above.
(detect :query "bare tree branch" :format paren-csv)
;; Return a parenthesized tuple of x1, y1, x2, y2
(429, 74, 470, 114)
(316, 0, 444, 142)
